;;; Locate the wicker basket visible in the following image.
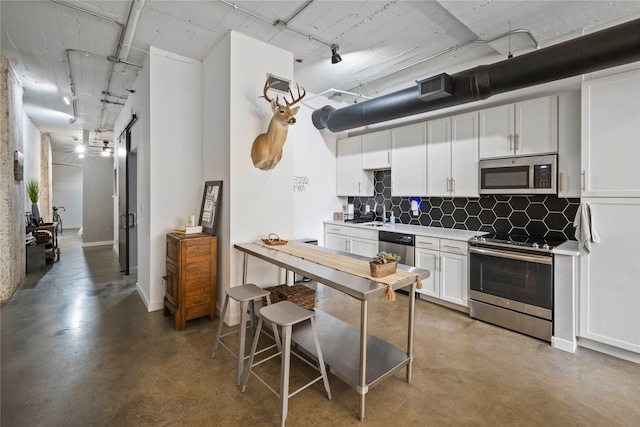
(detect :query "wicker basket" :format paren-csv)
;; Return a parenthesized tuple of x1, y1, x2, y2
(33, 231, 51, 245)
(369, 261, 397, 278)
(263, 284, 315, 310)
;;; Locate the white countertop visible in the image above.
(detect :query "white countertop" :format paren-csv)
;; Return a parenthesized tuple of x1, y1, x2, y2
(324, 220, 484, 241)
(552, 240, 580, 256)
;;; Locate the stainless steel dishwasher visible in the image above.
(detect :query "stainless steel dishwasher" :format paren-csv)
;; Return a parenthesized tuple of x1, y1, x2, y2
(378, 230, 415, 295)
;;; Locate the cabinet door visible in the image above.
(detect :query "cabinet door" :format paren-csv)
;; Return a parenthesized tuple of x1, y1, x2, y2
(479, 103, 514, 159)
(440, 252, 468, 307)
(165, 261, 179, 309)
(581, 69, 640, 197)
(391, 122, 427, 196)
(557, 91, 581, 197)
(362, 130, 391, 170)
(515, 95, 558, 155)
(579, 199, 640, 353)
(450, 112, 479, 197)
(350, 237, 378, 257)
(337, 136, 374, 196)
(415, 248, 439, 299)
(324, 233, 349, 252)
(427, 117, 451, 196)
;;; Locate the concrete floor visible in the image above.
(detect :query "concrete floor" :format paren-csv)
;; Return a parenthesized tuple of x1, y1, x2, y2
(2, 231, 639, 426)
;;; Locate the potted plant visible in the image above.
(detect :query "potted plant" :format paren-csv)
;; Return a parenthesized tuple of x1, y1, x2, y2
(369, 251, 401, 278)
(27, 178, 41, 223)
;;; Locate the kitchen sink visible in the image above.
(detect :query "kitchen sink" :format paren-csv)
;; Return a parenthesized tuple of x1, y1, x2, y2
(362, 222, 385, 227)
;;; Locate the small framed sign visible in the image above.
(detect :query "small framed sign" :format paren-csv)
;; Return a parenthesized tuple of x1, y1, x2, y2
(199, 181, 222, 235)
(333, 212, 344, 221)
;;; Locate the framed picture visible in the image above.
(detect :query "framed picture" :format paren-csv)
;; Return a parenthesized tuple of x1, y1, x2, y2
(199, 181, 222, 235)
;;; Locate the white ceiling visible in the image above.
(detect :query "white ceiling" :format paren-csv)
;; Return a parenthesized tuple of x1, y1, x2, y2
(1, 0, 639, 153)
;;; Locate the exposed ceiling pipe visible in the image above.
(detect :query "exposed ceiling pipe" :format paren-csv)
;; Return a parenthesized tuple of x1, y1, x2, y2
(357, 28, 539, 90)
(313, 18, 640, 132)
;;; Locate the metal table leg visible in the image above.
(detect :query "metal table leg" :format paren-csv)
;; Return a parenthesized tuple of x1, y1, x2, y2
(358, 299, 368, 420)
(406, 281, 416, 382)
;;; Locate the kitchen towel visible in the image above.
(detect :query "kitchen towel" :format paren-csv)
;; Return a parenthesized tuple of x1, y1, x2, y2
(574, 202, 600, 254)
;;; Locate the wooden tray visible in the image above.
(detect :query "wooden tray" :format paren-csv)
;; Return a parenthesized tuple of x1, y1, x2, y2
(262, 233, 287, 245)
(262, 238, 288, 246)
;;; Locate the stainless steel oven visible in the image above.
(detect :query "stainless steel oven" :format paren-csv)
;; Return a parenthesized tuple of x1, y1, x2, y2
(379, 230, 415, 296)
(468, 234, 563, 342)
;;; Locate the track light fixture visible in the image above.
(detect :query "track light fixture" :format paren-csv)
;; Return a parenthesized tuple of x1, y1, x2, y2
(68, 117, 78, 124)
(330, 44, 342, 64)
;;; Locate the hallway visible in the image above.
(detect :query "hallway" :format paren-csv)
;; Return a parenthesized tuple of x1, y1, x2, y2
(2, 232, 640, 426)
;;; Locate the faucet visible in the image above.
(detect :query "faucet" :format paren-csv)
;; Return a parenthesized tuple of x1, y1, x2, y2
(374, 202, 386, 223)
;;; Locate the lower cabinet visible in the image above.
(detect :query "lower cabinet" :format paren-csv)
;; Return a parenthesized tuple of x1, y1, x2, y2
(164, 232, 217, 331)
(415, 236, 469, 309)
(324, 224, 378, 257)
(578, 198, 640, 355)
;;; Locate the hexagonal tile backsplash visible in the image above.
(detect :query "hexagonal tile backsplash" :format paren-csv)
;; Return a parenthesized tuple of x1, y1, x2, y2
(348, 171, 580, 241)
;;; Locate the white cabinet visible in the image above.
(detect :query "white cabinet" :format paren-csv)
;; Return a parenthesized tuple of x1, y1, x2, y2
(362, 130, 391, 170)
(581, 69, 640, 197)
(336, 136, 374, 196)
(349, 227, 379, 257)
(391, 122, 427, 196)
(479, 95, 558, 159)
(579, 198, 640, 354)
(427, 112, 478, 197)
(415, 236, 468, 308)
(557, 91, 581, 198)
(324, 224, 350, 252)
(323, 224, 378, 257)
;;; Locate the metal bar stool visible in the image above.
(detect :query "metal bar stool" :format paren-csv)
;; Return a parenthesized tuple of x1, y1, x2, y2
(212, 283, 277, 386)
(241, 301, 331, 427)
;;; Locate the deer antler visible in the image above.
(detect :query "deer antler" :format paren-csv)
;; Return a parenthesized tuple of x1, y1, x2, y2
(261, 79, 281, 106)
(285, 84, 306, 107)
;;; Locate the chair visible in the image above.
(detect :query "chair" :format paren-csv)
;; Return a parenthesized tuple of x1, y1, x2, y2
(211, 283, 274, 386)
(241, 301, 331, 427)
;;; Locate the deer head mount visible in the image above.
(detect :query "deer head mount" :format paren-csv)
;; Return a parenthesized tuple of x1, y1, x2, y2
(251, 78, 306, 170)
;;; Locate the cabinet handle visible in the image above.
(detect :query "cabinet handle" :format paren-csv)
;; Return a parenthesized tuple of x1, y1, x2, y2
(509, 133, 513, 150)
(446, 178, 450, 192)
(387, 151, 391, 164)
(515, 133, 519, 152)
(451, 178, 455, 193)
(358, 182, 361, 193)
(581, 170, 586, 191)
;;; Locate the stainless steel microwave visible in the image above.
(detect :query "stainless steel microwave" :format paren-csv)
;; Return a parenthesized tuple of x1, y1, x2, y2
(479, 154, 557, 195)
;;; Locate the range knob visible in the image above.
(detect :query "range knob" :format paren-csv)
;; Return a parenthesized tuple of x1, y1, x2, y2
(480, 237, 486, 242)
(543, 243, 550, 250)
(532, 242, 539, 249)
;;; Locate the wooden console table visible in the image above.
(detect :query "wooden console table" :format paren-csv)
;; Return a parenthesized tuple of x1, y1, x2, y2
(164, 233, 217, 331)
(234, 241, 429, 420)
(26, 222, 59, 262)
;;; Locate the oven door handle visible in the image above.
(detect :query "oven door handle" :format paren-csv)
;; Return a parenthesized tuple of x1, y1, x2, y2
(469, 246, 552, 265)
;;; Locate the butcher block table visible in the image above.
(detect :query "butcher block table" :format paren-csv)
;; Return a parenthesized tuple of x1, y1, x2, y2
(234, 241, 430, 420)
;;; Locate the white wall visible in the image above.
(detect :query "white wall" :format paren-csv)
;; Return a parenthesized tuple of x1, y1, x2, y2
(51, 164, 82, 228)
(115, 47, 203, 311)
(23, 115, 41, 210)
(81, 155, 113, 245)
(201, 31, 343, 325)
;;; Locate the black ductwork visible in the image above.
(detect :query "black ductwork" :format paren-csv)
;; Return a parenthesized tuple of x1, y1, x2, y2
(312, 18, 640, 132)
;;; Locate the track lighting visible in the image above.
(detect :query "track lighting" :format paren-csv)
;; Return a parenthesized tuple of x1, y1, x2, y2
(330, 44, 342, 64)
(101, 140, 113, 157)
(69, 117, 78, 124)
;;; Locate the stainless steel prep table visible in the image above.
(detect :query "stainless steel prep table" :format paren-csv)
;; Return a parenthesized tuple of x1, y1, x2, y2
(233, 242, 430, 420)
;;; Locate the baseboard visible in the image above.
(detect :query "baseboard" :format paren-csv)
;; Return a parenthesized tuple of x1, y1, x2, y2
(578, 337, 640, 364)
(135, 283, 163, 312)
(552, 336, 577, 353)
(81, 240, 114, 248)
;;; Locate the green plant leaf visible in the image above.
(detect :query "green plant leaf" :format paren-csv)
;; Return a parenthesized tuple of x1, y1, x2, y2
(27, 179, 40, 204)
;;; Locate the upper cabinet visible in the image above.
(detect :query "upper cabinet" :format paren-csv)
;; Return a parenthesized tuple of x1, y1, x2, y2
(336, 136, 374, 197)
(557, 91, 581, 198)
(581, 68, 640, 197)
(427, 112, 479, 197)
(362, 130, 391, 170)
(391, 122, 427, 196)
(479, 95, 558, 159)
